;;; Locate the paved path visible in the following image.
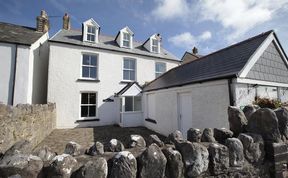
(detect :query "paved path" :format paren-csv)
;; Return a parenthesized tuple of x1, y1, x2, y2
(34, 125, 166, 154)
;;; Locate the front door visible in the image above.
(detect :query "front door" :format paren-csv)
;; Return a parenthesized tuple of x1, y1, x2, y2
(178, 92, 192, 139)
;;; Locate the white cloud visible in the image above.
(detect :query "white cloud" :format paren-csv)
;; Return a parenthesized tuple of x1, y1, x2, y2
(168, 31, 212, 49)
(151, 0, 189, 20)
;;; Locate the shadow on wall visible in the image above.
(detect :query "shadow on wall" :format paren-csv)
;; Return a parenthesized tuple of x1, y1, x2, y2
(7, 45, 16, 105)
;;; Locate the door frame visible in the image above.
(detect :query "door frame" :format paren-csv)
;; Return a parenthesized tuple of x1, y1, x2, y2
(177, 92, 192, 135)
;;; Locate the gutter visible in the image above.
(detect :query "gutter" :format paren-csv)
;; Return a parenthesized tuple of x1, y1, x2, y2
(11, 44, 18, 105)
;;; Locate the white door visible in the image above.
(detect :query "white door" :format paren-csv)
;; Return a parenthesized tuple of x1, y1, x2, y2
(178, 92, 192, 139)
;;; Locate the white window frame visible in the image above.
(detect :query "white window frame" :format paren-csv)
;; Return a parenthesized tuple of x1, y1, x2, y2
(121, 96, 142, 113)
(122, 32, 130, 48)
(152, 39, 159, 53)
(155, 62, 166, 78)
(123, 58, 136, 81)
(87, 25, 96, 42)
(81, 53, 98, 80)
(80, 92, 98, 119)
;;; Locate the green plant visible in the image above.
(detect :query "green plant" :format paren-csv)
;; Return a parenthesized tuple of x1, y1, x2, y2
(253, 97, 282, 109)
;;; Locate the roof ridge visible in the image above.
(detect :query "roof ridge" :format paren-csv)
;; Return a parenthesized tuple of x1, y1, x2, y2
(0, 21, 36, 31)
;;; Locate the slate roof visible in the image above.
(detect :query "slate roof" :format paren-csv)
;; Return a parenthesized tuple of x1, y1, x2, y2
(144, 30, 274, 92)
(50, 29, 179, 61)
(0, 22, 44, 45)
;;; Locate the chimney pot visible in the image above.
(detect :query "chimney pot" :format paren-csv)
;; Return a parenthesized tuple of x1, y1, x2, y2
(192, 47, 198, 54)
(36, 10, 49, 33)
(63, 13, 71, 30)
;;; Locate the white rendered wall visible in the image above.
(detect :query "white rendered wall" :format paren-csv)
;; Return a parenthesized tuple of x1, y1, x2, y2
(120, 112, 143, 127)
(47, 43, 179, 128)
(0, 43, 16, 105)
(143, 80, 230, 136)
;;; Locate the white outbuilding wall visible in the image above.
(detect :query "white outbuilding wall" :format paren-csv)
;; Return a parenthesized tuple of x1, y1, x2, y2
(47, 42, 179, 128)
(143, 79, 230, 136)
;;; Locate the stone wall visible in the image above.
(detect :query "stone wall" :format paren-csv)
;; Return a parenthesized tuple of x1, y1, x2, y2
(0, 103, 56, 153)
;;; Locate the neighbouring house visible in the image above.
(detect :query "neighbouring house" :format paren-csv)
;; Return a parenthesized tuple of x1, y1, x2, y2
(181, 47, 201, 64)
(47, 14, 179, 128)
(0, 10, 49, 105)
(143, 30, 288, 136)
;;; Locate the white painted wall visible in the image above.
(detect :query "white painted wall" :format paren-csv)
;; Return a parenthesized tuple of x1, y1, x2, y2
(120, 112, 143, 127)
(143, 80, 230, 136)
(0, 43, 16, 104)
(47, 42, 179, 128)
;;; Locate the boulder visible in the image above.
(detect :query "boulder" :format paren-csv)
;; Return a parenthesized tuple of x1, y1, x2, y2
(109, 151, 137, 178)
(225, 138, 244, 167)
(176, 141, 209, 177)
(147, 134, 164, 147)
(238, 133, 265, 164)
(187, 128, 202, 142)
(137, 144, 167, 178)
(201, 128, 216, 142)
(46, 154, 77, 178)
(243, 105, 259, 119)
(228, 106, 248, 136)
(108, 139, 125, 152)
(72, 158, 107, 178)
(167, 130, 184, 144)
(274, 107, 288, 139)
(208, 143, 229, 175)
(2, 140, 32, 160)
(86, 142, 104, 156)
(129, 135, 146, 148)
(0, 154, 43, 178)
(64, 141, 82, 156)
(247, 108, 282, 143)
(162, 147, 184, 178)
(36, 146, 56, 162)
(213, 128, 233, 144)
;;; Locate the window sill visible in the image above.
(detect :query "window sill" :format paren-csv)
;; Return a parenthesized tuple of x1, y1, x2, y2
(77, 78, 100, 82)
(145, 118, 157, 124)
(75, 118, 100, 123)
(120, 80, 136, 84)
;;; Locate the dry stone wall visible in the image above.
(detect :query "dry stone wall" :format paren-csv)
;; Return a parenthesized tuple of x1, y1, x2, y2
(0, 103, 56, 153)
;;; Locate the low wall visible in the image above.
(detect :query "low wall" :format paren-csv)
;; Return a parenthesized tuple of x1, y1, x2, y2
(0, 103, 56, 153)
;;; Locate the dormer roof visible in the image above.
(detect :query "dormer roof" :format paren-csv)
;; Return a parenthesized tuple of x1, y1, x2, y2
(82, 18, 100, 28)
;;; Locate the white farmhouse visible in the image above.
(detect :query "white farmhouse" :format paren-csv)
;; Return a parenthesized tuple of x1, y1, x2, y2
(47, 15, 179, 128)
(0, 11, 49, 105)
(143, 30, 288, 136)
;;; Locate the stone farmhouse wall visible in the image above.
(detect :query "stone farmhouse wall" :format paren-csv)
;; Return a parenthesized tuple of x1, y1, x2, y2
(0, 103, 56, 153)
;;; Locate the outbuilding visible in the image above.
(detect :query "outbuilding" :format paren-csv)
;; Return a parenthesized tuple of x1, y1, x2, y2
(142, 30, 288, 136)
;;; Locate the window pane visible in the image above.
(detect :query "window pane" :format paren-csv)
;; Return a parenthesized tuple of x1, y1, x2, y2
(91, 26, 96, 34)
(130, 60, 135, 69)
(90, 56, 97, 66)
(81, 93, 88, 104)
(124, 59, 129, 69)
(130, 71, 135, 80)
(89, 106, 96, 117)
(123, 33, 129, 40)
(90, 67, 97, 79)
(89, 93, 96, 104)
(83, 55, 90, 65)
(125, 97, 133, 111)
(152, 39, 158, 45)
(155, 73, 161, 78)
(82, 67, 89, 78)
(123, 41, 130, 47)
(123, 70, 129, 80)
(134, 96, 142, 111)
(152, 46, 158, 52)
(81, 106, 89, 117)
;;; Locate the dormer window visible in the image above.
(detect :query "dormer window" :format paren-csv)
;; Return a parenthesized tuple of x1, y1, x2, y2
(82, 18, 100, 43)
(143, 34, 161, 53)
(152, 39, 159, 53)
(87, 26, 96, 42)
(123, 32, 130, 48)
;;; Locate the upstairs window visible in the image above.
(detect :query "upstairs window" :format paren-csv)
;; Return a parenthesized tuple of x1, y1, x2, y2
(87, 26, 96, 42)
(123, 58, 136, 81)
(81, 92, 97, 118)
(155, 62, 166, 78)
(152, 39, 159, 53)
(82, 54, 98, 79)
(123, 32, 130, 48)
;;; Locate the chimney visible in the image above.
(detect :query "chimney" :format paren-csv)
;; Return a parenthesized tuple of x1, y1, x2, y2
(63, 13, 71, 30)
(36, 10, 49, 33)
(192, 47, 198, 55)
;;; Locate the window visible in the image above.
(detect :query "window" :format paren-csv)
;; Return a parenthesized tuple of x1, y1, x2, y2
(123, 58, 136, 81)
(87, 26, 96, 42)
(152, 39, 159, 53)
(81, 93, 97, 118)
(82, 54, 98, 79)
(123, 96, 142, 112)
(155, 62, 166, 78)
(123, 32, 130, 48)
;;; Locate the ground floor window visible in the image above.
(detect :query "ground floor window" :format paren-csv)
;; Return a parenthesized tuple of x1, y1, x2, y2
(122, 96, 141, 112)
(81, 92, 97, 118)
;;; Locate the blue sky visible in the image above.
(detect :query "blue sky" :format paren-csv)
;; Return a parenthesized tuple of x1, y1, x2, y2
(0, 0, 288, 59)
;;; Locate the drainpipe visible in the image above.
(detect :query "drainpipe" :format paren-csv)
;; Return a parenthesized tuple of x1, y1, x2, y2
(11, 44, 18, 106)
(228, 78, 234, 106)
